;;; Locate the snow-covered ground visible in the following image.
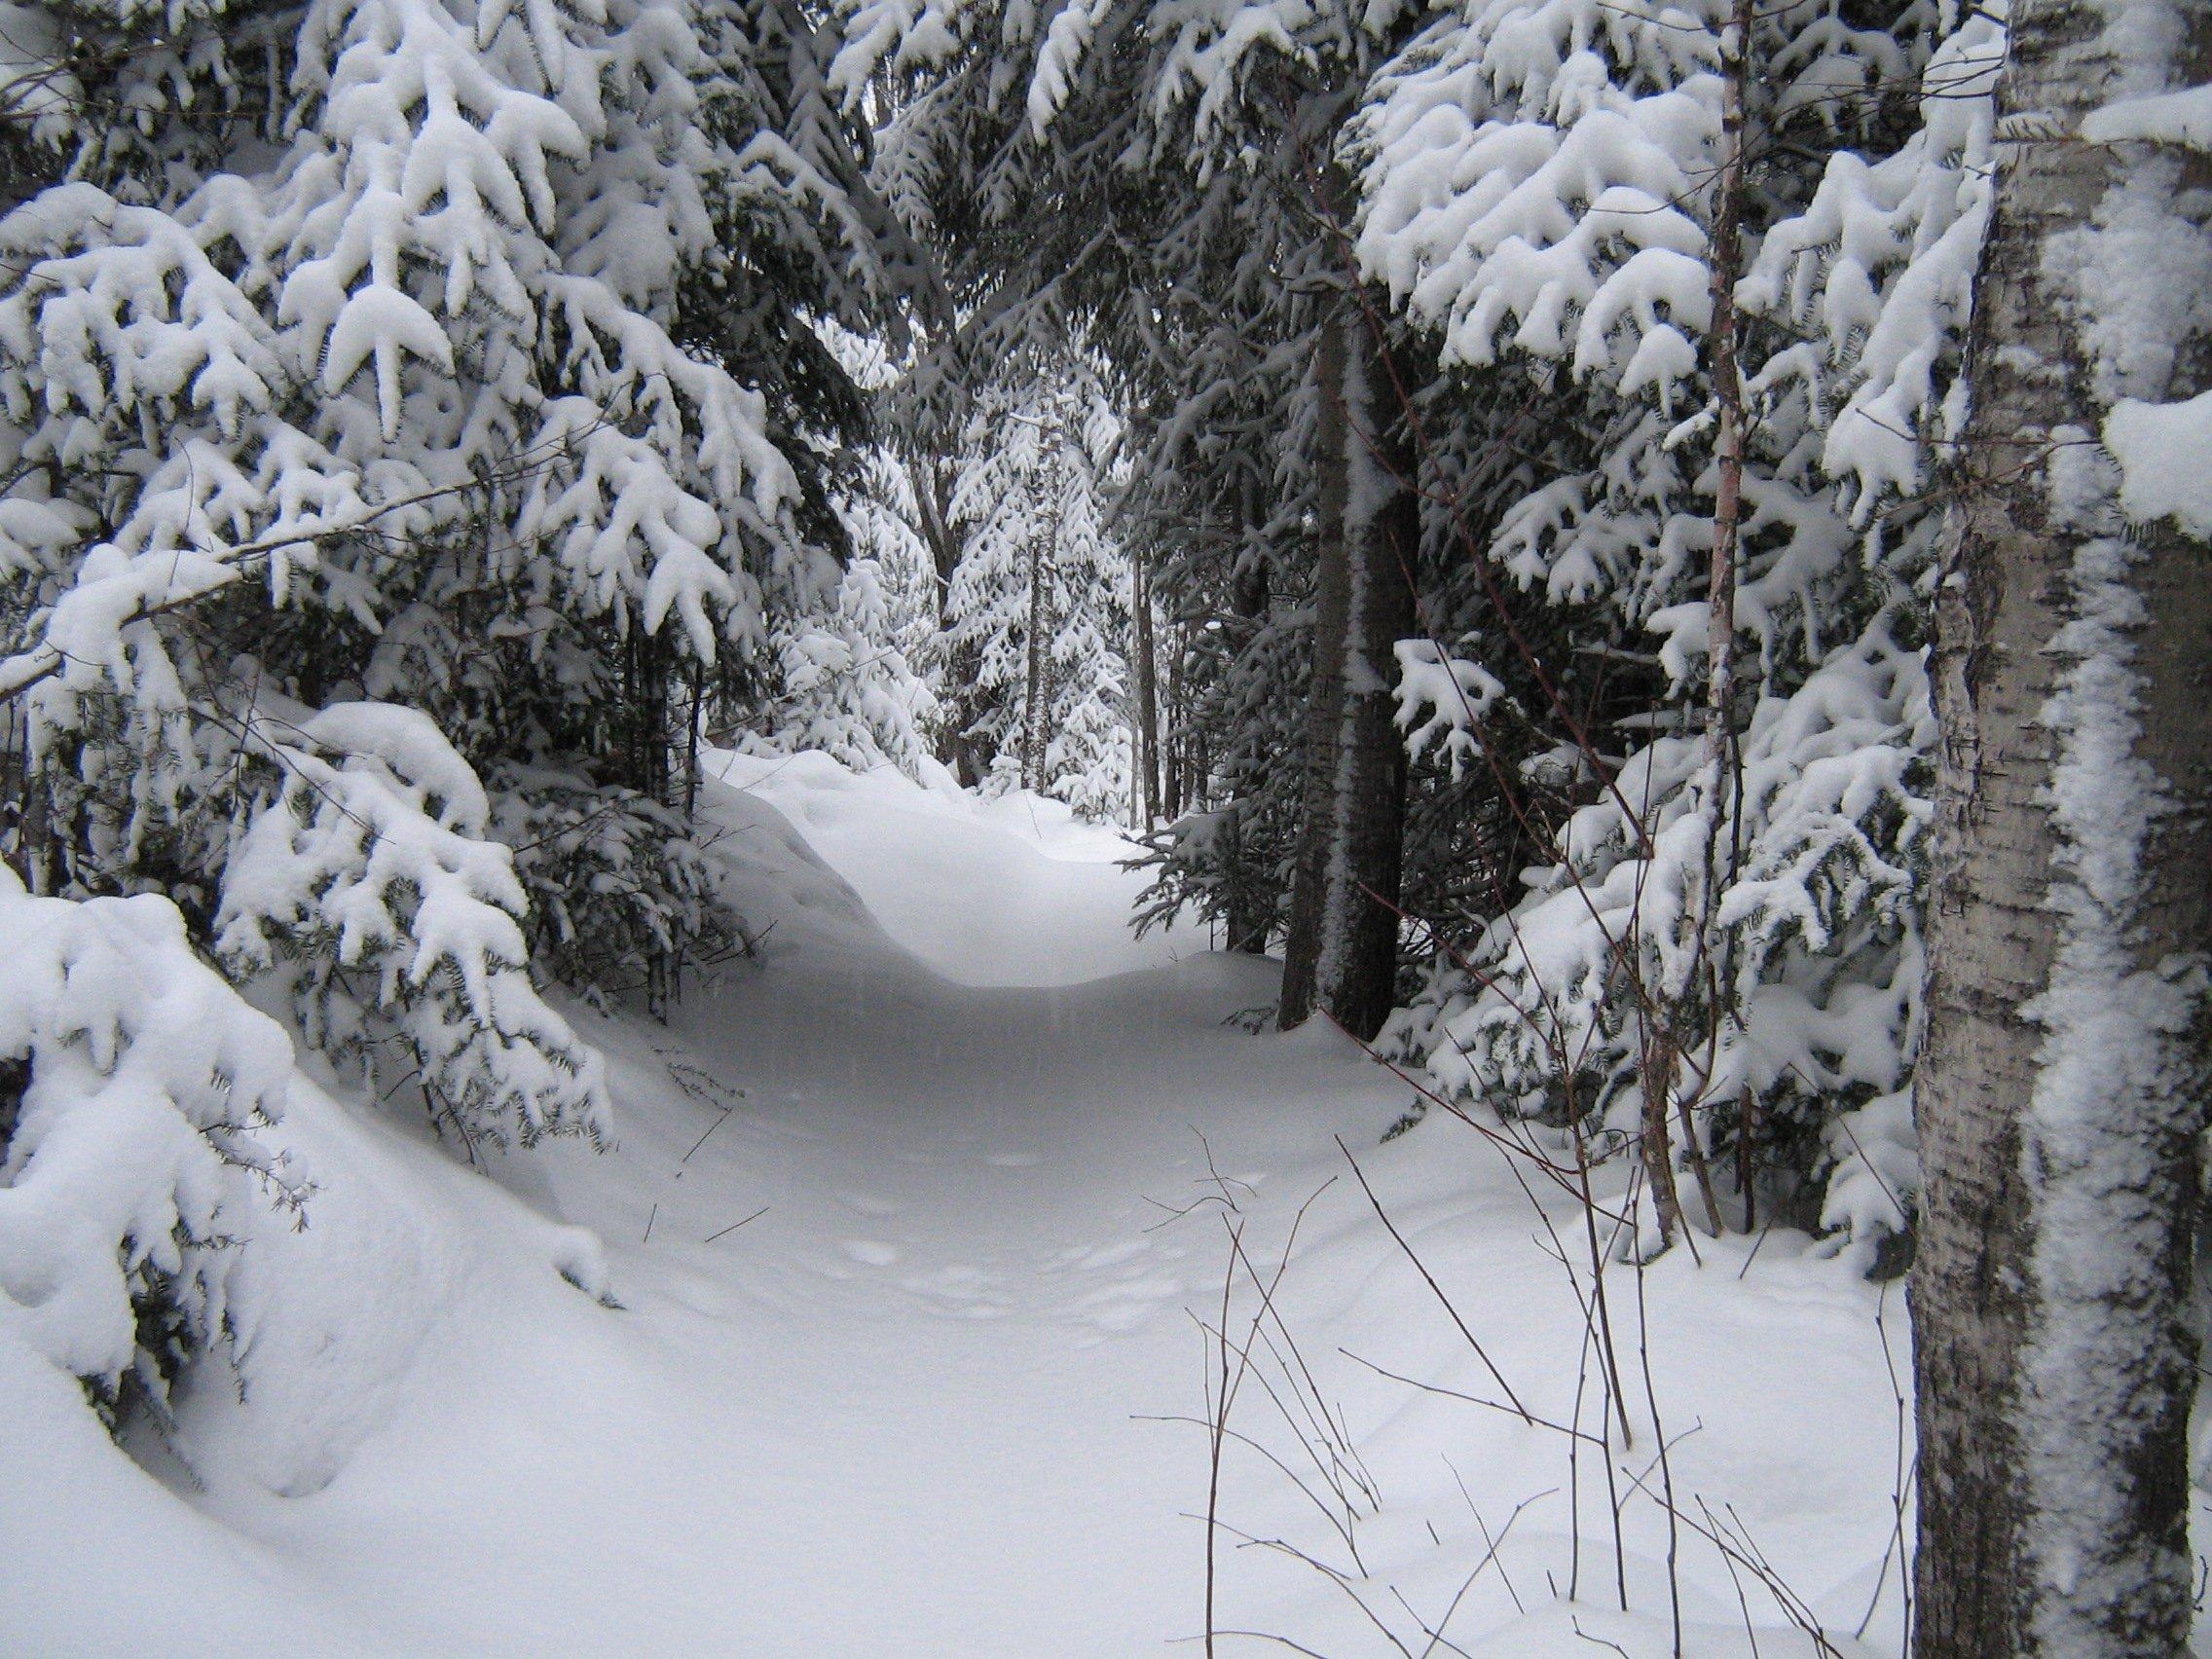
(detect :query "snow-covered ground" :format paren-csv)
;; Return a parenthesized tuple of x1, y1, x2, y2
(2, 752, 1914, 1656)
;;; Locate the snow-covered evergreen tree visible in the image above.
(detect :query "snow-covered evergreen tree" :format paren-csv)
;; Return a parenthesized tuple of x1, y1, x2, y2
(214, 703, 612, 1148)
(756, 550, 943, 774)
(0, 0, 919, 1144)
(740, 323, 946, 776)
(1357, 0, 1994, 1247)
(0, 867, 301, 1423)
(942, 356, 1133, 817)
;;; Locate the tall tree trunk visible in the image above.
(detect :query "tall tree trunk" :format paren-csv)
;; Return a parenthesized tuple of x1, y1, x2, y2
(905, 449, 987, 785)
(1279, 302, 1419, 1041)
(906, 451, 961, 619)
(1022, 529, 1047, 793)
(683, 659, 703, 821)
(1913, 4, 2212, 1651)
(1222, 507, 1273, 954)
(1133, 554, 1161, 826)
(1163, 641, 1185, 819)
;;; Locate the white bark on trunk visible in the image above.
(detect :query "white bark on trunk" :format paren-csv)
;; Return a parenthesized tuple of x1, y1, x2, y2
(1913, 2, 2212, 1651)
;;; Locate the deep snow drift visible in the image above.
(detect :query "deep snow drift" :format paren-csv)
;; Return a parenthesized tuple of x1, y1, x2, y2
(4, 752, 1924, 1655)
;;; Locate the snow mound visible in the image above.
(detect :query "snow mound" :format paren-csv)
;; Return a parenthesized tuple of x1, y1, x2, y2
(710, 746, 1205, 985)
(0, 1003, 613, 1650)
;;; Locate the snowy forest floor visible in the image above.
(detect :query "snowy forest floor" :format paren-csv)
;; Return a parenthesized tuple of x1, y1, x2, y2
(8, 754, 1982, 1655)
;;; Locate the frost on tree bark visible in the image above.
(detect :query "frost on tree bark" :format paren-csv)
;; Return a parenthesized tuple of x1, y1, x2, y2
(1912, 1, 2212, 1651)
(1279, 305, 1419, 1041)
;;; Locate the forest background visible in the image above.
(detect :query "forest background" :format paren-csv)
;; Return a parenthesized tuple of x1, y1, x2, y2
(0, 0, 2206, 1647)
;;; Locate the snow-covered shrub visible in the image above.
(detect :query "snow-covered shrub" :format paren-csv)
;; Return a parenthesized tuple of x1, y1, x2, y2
(0, 869, 299, 1426)
(761, 556, 943, 776)
(216, 706, 610, 1151)
(1359, 0, 1999, 1247)
(490, 761, 745, 1001)
(1386, 616, 1934, 1197)
(1130, 797, 1279, 950)
(0, 0, 920, 1130)
(1043, 612, 1135, 820)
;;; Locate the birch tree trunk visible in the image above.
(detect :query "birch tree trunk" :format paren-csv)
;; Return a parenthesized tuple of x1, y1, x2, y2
(1279, 304, 1419, 1041)
(1913, 2, 2212, 1650)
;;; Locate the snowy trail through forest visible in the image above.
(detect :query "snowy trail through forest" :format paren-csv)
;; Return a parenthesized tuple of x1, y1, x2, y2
(5, 752, 1914, 1657)
(523, 750, 1402, 1652)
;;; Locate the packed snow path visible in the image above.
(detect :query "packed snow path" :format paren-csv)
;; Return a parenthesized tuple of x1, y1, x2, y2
(506, 753, 1385, 1652)
(5, 753, 1912, 1656)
